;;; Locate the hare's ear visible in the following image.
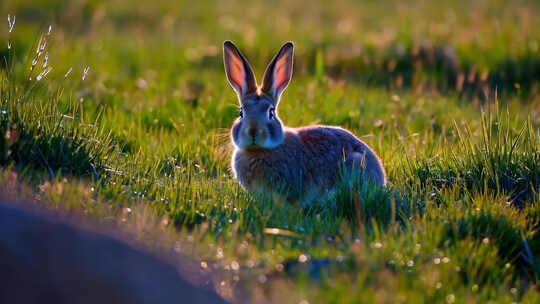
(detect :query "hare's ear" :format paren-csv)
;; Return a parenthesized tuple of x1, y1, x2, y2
(223, 41, 257, 100)
(261, 42, 294, 104)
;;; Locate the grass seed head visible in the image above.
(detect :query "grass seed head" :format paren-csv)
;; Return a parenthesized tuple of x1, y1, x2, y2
(82, 66, 90, 80)
(7, 14, 15, 33)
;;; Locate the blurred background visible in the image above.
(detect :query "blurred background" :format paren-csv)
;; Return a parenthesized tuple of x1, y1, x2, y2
(1, 0, 539, 100)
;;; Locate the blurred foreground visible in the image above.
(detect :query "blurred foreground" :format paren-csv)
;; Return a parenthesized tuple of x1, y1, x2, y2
(0, 197, 225, 304)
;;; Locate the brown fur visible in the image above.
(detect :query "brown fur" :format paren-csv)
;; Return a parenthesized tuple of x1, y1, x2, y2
(232, 126, 386, 203)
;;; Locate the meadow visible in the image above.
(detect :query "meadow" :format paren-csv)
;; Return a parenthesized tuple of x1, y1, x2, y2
(1, 0, 539, 303)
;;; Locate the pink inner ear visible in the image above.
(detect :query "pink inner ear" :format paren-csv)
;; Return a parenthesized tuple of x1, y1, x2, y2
(273, 54, 290, 91)
(229, 54, 245, 90)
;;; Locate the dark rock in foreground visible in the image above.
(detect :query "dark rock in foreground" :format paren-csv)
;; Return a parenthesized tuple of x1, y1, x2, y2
(0, 200, 226, 304)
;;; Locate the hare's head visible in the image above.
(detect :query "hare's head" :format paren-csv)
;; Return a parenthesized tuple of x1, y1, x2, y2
(224, 41, 294, 150)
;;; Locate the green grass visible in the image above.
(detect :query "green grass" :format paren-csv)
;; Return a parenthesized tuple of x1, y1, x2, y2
(1, 0, 540, 302)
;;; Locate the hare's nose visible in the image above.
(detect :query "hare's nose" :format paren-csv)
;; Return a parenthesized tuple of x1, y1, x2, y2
(248, 127, 258, 137)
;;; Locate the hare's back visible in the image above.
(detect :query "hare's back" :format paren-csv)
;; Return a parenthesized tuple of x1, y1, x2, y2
(295, 126, 386, 185)
(294, 126, 367, 154)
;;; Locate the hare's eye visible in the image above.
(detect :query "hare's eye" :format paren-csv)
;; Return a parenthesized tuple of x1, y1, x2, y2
(268, 108, 275, 120)
(239, 109, 243, 118)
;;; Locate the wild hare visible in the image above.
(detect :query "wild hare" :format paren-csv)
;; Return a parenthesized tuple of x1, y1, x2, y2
(224, 41, 386, 204)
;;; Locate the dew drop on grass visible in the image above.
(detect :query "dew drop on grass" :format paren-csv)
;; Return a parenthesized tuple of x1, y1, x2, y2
(136, 78, 147, 89)
(174, 242, 181, 253)
(257, 274, 267, 284)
